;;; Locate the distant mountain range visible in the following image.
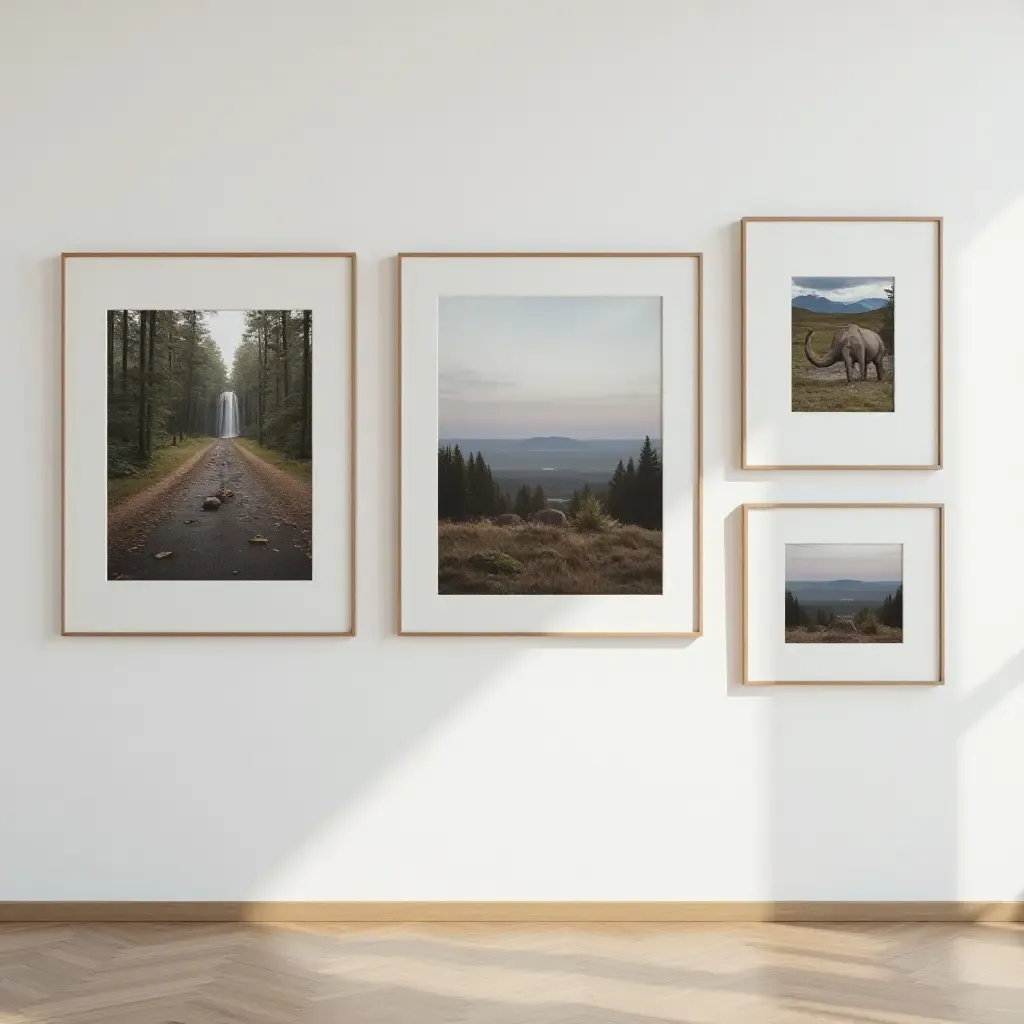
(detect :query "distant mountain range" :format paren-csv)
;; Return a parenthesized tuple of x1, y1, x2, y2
(787, 578, 901, 615)
(440, 437, 662, 453)
(792, 295, 888, 314)
(788, 579, 900, 591)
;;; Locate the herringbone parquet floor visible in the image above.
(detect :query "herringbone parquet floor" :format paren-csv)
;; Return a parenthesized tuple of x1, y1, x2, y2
(1, 922, 1022, 1023)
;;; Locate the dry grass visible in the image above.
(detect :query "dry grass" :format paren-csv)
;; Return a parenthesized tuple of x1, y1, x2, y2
(791, 307, 895, 413)
(107, 437, 213, 506)
(234, 438, 312, 483)
(438, 521, 662, 595)
(786, 624, 903, 644)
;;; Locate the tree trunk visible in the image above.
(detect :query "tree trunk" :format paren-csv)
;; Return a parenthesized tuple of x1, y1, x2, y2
(281, 310, 289, 399)
(120, 310, 129, 389)
(299, 309, 311, 459)
(164, 311, 175, 443)
(258, 312, 267, 445)
(183, 311, 197, 439)
(106, 310, 115, 389)
(168, 342, 176, 445)
(145, 310, 156, 454)
(274, 313, 281, 409)
(137, 310, 148, 458)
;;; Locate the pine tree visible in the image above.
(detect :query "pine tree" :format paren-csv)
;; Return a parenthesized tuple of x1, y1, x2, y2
(568, 484, 593, 518)
(785, 590, 806, 628)
(635, 435, 662, 529)
(438, 447, 508, 521)
(531, 484, 547, 512)
(465, 451, 478, 516)
(606, 461, 626, 521)
(879, 585, 903, 628)
(513, 484, 533, 519)
(881, 281, 895, 352)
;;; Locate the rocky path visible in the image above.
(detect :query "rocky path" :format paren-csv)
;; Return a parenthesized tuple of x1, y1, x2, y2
(108, 439, 312, 581)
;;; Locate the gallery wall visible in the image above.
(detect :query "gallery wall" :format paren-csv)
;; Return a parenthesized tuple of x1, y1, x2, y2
(1, 0, 1022, 902)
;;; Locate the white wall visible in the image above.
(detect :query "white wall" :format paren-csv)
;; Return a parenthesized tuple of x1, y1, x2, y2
(1, 0, 1022, 903)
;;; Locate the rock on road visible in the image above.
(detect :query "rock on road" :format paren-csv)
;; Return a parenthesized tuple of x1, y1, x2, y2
(108, 439, 312, 581)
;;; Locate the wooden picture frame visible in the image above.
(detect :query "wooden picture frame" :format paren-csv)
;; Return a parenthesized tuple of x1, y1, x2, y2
(742, 503, 945, 686)
(741, 217, 943, 470)
(62, 252, 357, 636)
(398, 252, 703, 637)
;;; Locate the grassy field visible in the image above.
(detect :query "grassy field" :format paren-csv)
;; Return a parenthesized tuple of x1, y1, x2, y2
(234, 438, 312, 483)
(791, 306, 894, 413)
(107, 437, 213, 506)
(786, 623, 903, 644)
(438, 521, 662, 595)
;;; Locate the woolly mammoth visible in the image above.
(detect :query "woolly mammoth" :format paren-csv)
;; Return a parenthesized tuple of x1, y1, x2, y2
(528, 508, 569, 527)
(492, 513, 525, 526)
(804, 325, 885, 382)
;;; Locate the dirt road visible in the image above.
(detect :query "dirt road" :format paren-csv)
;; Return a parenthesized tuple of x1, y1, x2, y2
(108, 440, 312, 581)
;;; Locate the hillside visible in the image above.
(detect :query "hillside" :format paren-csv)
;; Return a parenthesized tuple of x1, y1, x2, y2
(438, 521, 662, 595)
(792, 295, 888, 314)
(791, 306, 895, 413)
(787, 623, 903, 644)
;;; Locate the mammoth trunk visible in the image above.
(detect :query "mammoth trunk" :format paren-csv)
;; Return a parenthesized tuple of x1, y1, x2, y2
(217, 391, 239, 438)
(804, 330, 837, 368)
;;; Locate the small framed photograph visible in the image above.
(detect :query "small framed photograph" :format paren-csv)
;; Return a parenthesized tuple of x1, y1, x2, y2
(62, 252, 356, 635)
(742, 503, 944, 686)
(399, 252, 702, 636)
(741, 217, 942, 469)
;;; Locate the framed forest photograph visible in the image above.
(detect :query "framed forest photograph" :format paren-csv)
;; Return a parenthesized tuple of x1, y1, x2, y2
(743, 503, 944, 686)
(399, 252, 702, 637)
(62, 253, 355, 635)
(742, 217, 941, 470)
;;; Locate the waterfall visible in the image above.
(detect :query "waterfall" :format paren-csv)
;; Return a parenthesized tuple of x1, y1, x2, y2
(217, 391, 239, 438)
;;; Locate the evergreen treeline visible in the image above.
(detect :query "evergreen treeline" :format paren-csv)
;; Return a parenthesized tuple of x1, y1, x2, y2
(106, 310, 227, 475)
(439, 436, 664, 530)
(878, 585, 903, 627)
(785, 585, 903, 629)
(602, 436, 662, 529)
(567, 484, 604, 517)
(438, 445, 512, 521)
(513, 484, 547, 519)
(231, 310, 313, 459)
(785, 590, 806, 628)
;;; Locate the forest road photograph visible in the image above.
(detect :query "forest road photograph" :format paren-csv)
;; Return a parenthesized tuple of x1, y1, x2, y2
(105, 308, 314, 581)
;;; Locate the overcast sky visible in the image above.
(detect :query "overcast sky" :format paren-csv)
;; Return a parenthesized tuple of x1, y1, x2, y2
(785, 543, 903, 582)
(438, 296, 662, 439)
(203, 310, 246, 370)
(791, 276, 893, 304)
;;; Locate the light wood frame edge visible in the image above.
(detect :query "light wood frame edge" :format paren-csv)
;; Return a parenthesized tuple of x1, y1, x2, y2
(395, 251, 704, 638)
(739, 216, 943, 471)
(741, 502, 945, 686)
(1, 901, 1019, 924)
(60, 251, 358, 637)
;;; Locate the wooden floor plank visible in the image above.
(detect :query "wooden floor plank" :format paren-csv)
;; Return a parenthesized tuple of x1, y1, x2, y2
(0, 922, 1020, 1023)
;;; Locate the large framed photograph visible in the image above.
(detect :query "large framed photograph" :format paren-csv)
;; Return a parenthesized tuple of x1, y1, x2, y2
(399, 253, 702, 636)
(743, 503, 944, 685)
(741, 217, 942, 469)
(62, 252, 355, 635)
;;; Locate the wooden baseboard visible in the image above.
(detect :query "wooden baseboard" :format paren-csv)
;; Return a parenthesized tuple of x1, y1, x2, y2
(1, 902, 1022, 924)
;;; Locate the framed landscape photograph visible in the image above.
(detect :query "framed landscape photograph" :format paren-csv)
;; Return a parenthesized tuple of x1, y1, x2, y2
(399, 252, 702, 636)
(741, 217, 942, 469)
(743, 503, 944, 685)
(62, 252, 355, 635)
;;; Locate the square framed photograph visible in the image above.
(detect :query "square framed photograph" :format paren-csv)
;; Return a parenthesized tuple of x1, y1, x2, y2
(62, 252, 356, 635)
(743, 503, 944, 685)
(741, 217, 942, 469)
(398, 252, 702, 636)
